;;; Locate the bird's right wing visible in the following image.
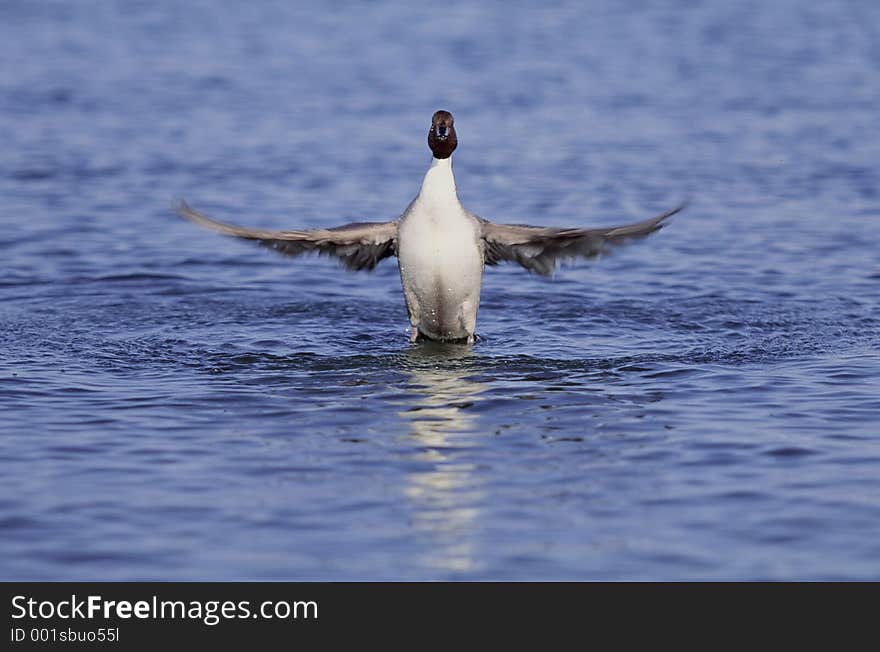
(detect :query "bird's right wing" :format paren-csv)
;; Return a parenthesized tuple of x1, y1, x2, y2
(176, 201, 399, 271)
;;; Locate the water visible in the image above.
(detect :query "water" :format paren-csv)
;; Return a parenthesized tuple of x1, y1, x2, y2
(1, 0, 879, 580)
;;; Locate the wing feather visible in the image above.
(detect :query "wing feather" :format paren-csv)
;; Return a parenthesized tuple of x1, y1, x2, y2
(479, 203, 684, 276)
(175, 200, 398, 271)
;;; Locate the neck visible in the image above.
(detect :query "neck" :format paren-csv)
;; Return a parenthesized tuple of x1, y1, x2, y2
(419, 156, 457, 204)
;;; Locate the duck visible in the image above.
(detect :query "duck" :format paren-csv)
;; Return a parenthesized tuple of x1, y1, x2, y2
(177, 110, 683, 344)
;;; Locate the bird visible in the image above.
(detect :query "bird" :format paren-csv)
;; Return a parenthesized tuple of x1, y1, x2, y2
(177, 110, 683, 344)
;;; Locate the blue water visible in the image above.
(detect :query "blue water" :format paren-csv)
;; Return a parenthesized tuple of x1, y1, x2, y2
(1, 1, 879, 580)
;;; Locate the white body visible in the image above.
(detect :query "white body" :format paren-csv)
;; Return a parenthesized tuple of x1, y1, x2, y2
(396, 157, 484, 341)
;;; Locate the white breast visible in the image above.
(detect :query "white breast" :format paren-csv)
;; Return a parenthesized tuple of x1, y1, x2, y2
(397, 157, 483, 340)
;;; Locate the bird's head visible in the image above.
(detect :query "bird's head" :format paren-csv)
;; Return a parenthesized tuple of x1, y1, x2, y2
(428, 110, 457, 159)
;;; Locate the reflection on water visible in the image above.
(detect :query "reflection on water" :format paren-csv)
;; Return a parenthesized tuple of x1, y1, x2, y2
(397, 344, 487, 574)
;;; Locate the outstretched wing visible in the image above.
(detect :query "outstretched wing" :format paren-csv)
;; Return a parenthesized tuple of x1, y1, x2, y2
(176, 200, 399, 271)
(479, 203, 684, 276)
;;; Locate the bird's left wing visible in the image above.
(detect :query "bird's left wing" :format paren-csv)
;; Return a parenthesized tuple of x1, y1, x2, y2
(479, 203, 684, 276)
(176, 201, 398, 271)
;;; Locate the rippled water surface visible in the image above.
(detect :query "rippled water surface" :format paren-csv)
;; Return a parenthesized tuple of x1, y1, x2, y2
(2, 1, 879, 580)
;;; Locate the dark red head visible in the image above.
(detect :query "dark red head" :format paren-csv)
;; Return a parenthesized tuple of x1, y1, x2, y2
(428, 110, 457, 159)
